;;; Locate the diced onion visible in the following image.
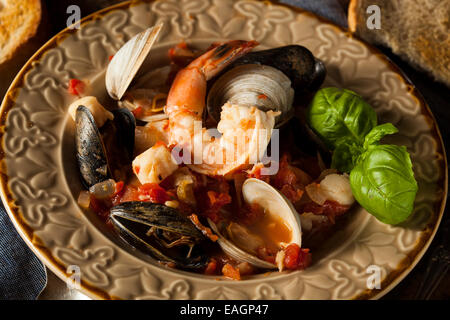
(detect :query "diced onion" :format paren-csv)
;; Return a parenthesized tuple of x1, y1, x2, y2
(89, 179, 116, 199)
(77, 191, 91, 208)
(276, 249, 286, 272)
(164, 200, 179, 208)
(305, 182, 327, 205)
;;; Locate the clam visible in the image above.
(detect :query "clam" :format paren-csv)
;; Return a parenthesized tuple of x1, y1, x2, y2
(208, 178, 302, 269)
(207, 64, 294, 128)
(75, 105, 135, 188)
(106, 23, 164, 101)
(206, 45, 326, 128)
(231, 45, 327, 102)
(109, 201, 208, 269)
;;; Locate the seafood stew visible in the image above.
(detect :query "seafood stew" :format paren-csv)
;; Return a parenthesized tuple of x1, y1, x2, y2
(69, 25, 417, 280)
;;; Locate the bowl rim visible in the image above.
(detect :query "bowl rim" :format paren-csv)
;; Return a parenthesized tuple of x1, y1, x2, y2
(0, 0, 447, 300)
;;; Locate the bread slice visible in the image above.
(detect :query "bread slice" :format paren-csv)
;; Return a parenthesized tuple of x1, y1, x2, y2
(0, 0, 42, 65)
(348, 0, 450, 86)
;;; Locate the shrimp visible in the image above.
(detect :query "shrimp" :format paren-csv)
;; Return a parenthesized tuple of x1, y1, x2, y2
(165, 40, 278, 177)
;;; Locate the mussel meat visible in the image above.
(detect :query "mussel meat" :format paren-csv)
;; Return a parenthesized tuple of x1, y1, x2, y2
(75, 105, 136, 188)
(110, 201, 208, 269)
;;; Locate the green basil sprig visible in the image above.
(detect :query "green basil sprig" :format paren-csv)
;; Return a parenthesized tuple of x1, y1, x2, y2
(307, 87, 377, 149)
(307, 87, 418, 225)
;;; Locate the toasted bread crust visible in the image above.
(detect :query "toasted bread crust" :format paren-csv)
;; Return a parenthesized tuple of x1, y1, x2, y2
(347, 0, 450, 86)
(0, 0, 42, 64)
(347, 0, 360, 33)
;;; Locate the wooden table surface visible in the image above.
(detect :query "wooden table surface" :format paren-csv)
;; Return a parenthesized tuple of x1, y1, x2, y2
(2, 0, 449, 300)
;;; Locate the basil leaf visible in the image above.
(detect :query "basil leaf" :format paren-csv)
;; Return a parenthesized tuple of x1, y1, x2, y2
(364, 123, 398, 148)
(331, 138, 364, 173)
(350, 144, 418, 225)
(307, 87, 377, 149)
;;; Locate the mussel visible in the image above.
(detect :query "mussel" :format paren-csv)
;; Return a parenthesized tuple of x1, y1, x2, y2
(206, 45, 326, 128)
(207, 64, 294, 128)
(231, 45, 326, 101)
(110, 202, 208, 269)
(208, 178, 302, 269)
(75, 105, 136, 188)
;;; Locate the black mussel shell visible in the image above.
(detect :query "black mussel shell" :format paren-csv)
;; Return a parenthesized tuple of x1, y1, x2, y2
(230, 45, 326, 104)
(110, 202, 208, 269)
(75, 105, 109, 188)
(75, 106, 135, 188)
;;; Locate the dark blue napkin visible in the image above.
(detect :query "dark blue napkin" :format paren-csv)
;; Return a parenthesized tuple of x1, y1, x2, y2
(0, 0, 345, 300)
(280, 0, 348, 27)
(0, 206, 47, 299)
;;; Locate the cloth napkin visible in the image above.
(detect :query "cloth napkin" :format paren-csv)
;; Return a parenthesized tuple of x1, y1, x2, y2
(280, 0, 348, 27)
(0, 207, 47, 299)
(0, 0, 346, 300)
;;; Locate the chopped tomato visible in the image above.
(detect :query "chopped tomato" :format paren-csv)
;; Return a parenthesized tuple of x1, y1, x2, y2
(273, 154, 297, 188)
(138, 183, 171, 204)
(246, 163, 270, 183)
(257, 94, 268, 100)
(204, 259, 218, 275)
(222, 263, 241, 280)
(168, 41, 197, 67)
(283, 244, 312, 270)
(200, 191, 230, 222)
(153, 140, 166, 148)
(114, 181, 125, 196)
(271, 154, 307, 203)
(89, 197, 109, 220)
(108, 55, 114, 61)
(112, 185, 140, 205)
(68, 79, 85, 96)
(207, 191, 231, 208)
(131, 106, 143, 118)
(280, 184, 304, 203)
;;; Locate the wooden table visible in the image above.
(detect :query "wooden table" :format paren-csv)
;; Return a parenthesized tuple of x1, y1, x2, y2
(3, 0, 449, 300)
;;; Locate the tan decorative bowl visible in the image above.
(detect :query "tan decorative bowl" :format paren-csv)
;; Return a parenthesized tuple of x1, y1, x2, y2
(0, 0, 447, 300)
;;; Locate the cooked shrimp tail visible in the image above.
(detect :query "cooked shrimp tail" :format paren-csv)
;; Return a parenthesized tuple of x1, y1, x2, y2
(192, 40, 259, 80)
(134, 39, 277, 182)
(167, 40, 258, 114)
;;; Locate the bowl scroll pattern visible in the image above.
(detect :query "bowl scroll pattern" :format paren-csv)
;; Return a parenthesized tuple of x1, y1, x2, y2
(0, 0, 445, 300)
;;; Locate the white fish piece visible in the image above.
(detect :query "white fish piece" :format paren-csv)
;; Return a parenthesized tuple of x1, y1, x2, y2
(132, 143, 178, 185)
(68, 96, 113, 127)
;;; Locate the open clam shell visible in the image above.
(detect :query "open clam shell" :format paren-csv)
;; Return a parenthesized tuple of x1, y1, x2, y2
(106, 23, 163, 100)
(208, 178, 302, 269)
(206, 64, 294, 128)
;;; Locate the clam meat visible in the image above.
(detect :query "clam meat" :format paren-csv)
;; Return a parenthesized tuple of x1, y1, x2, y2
(207, 64, 294, 128)
(208, 178, 302, 269)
